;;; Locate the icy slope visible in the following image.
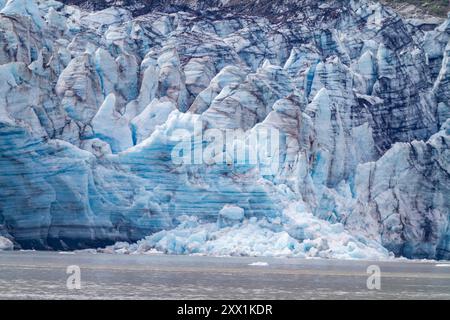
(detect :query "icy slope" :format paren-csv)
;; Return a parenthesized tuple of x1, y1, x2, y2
(0, 0, 448, 259)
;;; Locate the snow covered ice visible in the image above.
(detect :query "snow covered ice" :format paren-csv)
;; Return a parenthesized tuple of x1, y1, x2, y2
(0, 0, 449, 260)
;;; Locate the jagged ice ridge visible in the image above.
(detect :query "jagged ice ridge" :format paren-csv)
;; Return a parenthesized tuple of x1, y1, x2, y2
(0, 0, 449, 259)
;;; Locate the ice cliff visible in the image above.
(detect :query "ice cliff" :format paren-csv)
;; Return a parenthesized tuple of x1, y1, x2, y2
(0, 0, 449, 259)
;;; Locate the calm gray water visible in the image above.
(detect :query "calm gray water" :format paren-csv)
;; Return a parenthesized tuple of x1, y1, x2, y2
(0, 251, 449, 299)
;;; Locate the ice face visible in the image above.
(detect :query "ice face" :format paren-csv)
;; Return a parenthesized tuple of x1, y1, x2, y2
(0, 0, 449, 259)
(130, 97, 176, 144)
(348, 123, 450, 259)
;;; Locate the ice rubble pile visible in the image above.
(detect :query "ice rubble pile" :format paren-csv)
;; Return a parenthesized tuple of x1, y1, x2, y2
(104, 206, 390, 260)
(0, 0, 449, 259)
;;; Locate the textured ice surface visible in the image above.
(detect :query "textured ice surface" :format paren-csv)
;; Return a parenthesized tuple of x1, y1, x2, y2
(0, 0, 449, 259)
(1, 0, 44, 28)
(0, 236, 13, 250)
(92, 93, 133, 152)
(102, 205, 391, 260)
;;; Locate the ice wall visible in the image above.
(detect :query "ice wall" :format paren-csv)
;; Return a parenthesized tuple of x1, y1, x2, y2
(0, 0, 448, 259)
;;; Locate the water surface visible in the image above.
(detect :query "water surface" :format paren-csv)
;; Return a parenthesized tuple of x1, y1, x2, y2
(0, 251, 449, 299)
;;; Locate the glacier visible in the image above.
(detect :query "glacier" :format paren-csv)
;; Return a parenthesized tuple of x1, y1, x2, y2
(0, 235, 13, 250)
(0, 0, 449, 259)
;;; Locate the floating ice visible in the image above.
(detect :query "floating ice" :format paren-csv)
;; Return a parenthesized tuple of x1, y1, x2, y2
(248, 262, 269, 266)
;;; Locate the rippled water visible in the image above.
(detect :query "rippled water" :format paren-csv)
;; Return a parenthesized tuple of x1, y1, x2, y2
(0, 251, 449, 299)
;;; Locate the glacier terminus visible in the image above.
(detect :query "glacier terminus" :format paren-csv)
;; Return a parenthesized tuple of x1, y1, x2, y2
(0, 0, 449, 260)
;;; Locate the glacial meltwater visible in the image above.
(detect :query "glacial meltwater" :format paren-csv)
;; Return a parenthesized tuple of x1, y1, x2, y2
(0, 251, 449, 300)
